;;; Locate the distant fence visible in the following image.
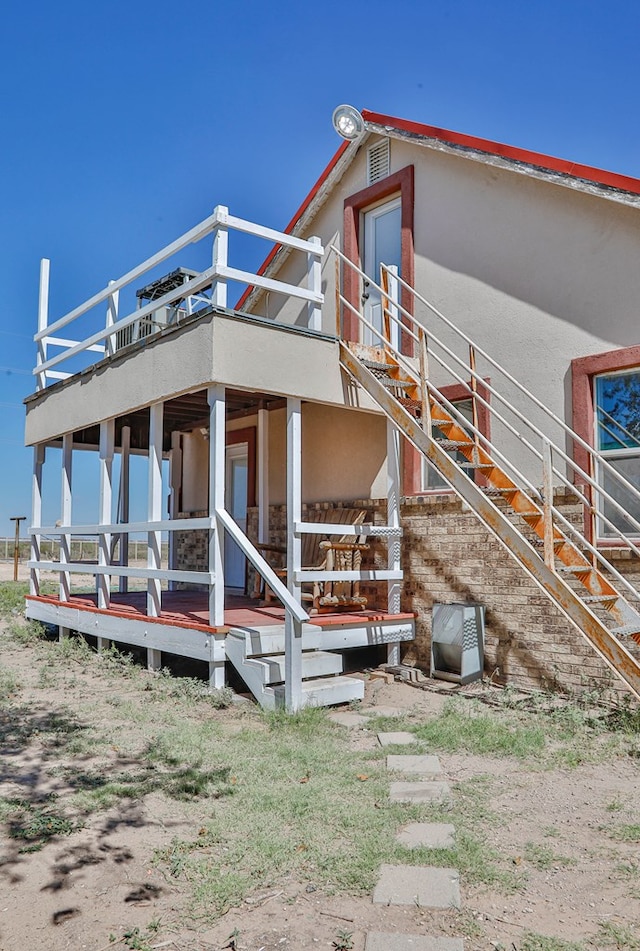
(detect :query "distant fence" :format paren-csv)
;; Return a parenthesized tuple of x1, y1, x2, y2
(0, 538, 169, 564)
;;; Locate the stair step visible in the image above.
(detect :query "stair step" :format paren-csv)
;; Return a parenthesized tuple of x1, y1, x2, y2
(610, 624, 640, 638)
(244, 649, 343, 685)
(582, 594, 618, 604)
(270, 674, 365, 707)
(434, 439, 471, 450)
(459, 461, 496, 470)
(558, 564, 594, 573)
(362, 359, 397, 371)
(381, 378, 415, 390)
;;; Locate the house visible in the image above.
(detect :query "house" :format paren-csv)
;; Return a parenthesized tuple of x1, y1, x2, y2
(24, 107, 640, 708)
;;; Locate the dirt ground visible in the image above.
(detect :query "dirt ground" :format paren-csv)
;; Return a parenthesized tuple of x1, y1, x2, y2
(0, 589, 639, 950)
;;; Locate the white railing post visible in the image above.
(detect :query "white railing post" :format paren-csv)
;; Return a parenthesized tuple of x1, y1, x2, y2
(209, 385, 226, 631)
(285, 398, 303, 712)
(258, 406, 269, 545)
(30, 444, 45, 596)
(542, 437, 555, 570)
(212, 205, 229, 308)
(59, 434, 73, 610)
(168, 430, 182, 590)
(147, 403, 163, 618)
(105, 280, 119, 356)
(118, 425, 131, 592)
(98, 420, 115, 611)
(307, 236, 322, 331)
(37, 259, 50, 390)
(387, 422, 402, 664)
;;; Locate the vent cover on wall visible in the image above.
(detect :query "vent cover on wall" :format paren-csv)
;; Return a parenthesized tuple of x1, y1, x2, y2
(367, 139, 390, 185)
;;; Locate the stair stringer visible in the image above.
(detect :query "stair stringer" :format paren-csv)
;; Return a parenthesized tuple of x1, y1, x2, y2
(340, 342, 640, 698)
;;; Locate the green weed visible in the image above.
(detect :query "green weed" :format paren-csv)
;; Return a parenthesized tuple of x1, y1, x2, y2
(0, 665, 20, 705)
(521, 933, 585, 951)
(523, 842, 576, 870)
(610, 824, 640, 843)
(598, 920, 640, 950)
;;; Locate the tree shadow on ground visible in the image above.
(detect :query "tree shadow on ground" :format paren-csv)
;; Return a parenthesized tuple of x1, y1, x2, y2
(0, 699, 233, 926)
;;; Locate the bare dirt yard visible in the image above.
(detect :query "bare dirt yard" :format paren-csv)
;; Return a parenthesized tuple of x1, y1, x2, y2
(0, 578, 639, 951)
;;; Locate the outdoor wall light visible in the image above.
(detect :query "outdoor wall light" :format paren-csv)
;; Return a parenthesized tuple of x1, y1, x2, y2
(332, 104, 365, 141)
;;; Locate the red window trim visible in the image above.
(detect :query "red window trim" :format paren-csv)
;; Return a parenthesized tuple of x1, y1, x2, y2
(343, 165, 415, 354)
(403, 379, 492, 495)
(571, 345, 640, 545)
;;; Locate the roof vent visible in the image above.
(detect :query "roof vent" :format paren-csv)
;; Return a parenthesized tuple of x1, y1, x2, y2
(367, 139, 390, 185)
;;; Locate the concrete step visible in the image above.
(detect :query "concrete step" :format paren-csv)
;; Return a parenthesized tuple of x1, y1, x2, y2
(390, 781, 452, 804)
(246, 649, 343, 686)
(387, 754, 443, 776)
(372, 864, 461, 908)
(270, 674, 364, 708)
(396, 823, 456, 850)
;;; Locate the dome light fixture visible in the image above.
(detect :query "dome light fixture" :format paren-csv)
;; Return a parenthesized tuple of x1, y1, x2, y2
(332, 104, 365, 141)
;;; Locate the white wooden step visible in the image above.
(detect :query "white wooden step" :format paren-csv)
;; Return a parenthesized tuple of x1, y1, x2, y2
(244, 649, 343, 686)
(230, 617, 415, 657)
(270, 674, 365, 708)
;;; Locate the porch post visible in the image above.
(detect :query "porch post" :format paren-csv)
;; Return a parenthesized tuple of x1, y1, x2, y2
(387, 420, 402, 665)
(208, 385, 226, 688)
(307, 236, 322, 331)
(30, 444, 45, 596)
(257, 407, 269, 545)
(105, 280, 119, 357)
(118, 424, 130, 593)
(285, 398, 303, 712)
(168, 430, 182, 590)
(212, 206, 229, 308)
(147, 402, 163, 619)
(59, 433, 72, 603)
(97, 419, 114, 618)
(36, 259, 49, 392)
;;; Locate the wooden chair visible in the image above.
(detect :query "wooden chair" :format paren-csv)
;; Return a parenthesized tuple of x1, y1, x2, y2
(255, 508, 370, 613)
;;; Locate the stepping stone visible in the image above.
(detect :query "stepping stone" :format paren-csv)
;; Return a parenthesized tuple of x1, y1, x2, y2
(390, 781, 451, 804)
(387, 754, 442, 776)
(328, 711, 369, 729)
(397, 823, 456, 850)
(378, 731, 416, 747)
(366, 936, 464, 951)
(362, 705, 405, 718)
(372, 864, 460, 908)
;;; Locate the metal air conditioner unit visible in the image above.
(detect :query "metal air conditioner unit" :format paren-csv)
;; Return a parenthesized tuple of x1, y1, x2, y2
(430, 602, 485, 685)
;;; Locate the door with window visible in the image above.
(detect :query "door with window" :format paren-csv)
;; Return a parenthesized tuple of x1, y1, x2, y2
(362, 197, 401, 348)
(594, 369, 640, 539)
(225, 443, 249, 590)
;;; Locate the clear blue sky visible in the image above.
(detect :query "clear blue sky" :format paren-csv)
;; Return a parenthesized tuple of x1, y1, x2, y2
(1, 0, 639, 535)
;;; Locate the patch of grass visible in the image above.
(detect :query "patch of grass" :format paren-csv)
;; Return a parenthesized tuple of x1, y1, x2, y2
(0, 581, 29, 619)
(149, 669, 234, 709)
(523, 842, 576, 870)
(0, 665, 20, 705)
(7, 805, 79, 850)
(412, 699, 546, 759)
(521, 933, 586, 951)
(598, 920, 640, 950)
(4, 618, 46, 646)
(610, 824, 640, 843)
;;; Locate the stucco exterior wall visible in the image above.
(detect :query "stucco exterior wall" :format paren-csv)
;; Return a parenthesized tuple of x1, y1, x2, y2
(251, 133, 640, 483)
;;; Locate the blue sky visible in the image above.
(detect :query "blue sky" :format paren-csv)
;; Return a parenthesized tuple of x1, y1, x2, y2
(1, 0, 639, 535)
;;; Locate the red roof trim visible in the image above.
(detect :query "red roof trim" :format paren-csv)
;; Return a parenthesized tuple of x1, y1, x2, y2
(235, 109, 640, 310)
(362, 109, 640, 196)
(235, 138, 350, 310)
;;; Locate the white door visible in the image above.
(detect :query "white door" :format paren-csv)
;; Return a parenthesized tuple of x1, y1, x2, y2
(224, 443, 248, 590)
(362, 197, 401, 348)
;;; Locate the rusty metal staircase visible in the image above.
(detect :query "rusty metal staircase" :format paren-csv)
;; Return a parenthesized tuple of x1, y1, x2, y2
(333, 251, 640, 698)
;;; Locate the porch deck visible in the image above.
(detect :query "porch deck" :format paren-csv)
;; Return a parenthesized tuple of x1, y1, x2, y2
(24, 591, 416, 683)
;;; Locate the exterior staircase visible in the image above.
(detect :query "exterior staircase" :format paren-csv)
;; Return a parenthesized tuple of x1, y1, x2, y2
(335, 261, 640, 698)
(225, 625, 365, 710)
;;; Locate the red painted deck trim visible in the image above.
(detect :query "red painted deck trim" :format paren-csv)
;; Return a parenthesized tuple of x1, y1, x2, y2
(25, 593, 414, 633)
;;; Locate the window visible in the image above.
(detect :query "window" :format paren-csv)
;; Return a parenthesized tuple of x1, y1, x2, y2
(571, 346, 640, 543)
(594, 369, 640, 538)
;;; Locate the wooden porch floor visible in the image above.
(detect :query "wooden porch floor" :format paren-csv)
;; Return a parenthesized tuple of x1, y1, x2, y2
(26, 590, 414, 634)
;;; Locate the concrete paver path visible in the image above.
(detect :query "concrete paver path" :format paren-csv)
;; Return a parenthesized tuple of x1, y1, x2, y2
(372, 864, 461, 908)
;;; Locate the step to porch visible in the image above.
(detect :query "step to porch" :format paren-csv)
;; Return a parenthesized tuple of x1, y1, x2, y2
(271, 674, 364, 708)
(234, 648, 343, 686)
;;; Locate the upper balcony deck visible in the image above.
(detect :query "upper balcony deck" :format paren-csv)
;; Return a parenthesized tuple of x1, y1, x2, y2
(25, 207, 377, 446)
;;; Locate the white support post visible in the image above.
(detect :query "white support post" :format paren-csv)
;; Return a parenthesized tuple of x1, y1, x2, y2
(257, 407, 269, 545)
(208, 385, 226, 628)
(285, 398, 303, 712)
(212, 205, 229, 308)
(118, 424, 131, 593)
(387, 421, 402, 665)
(98, 419, 115, 610)
(147, 648, 162, 672)
(168, 430, 182, 591)
(307, 236, 322, 331)
(30, 444, 45, 596)
(542, 437, 555, 571)
(37, 259, 50, 391)
(59, 433, 73, 604)
(147, 403, 164, 618)
(105, 280, 119, 357)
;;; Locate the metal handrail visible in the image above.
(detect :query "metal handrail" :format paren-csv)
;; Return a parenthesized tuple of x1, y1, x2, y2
(332, 246, 640, 543)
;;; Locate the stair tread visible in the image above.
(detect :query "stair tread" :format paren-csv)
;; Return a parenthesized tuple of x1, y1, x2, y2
(582, 594, 618, 603)
(270, 674, 365, 698)
(610, 624, 640, 637)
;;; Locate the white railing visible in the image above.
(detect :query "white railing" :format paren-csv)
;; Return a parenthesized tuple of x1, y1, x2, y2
(332, 247, 640, 601)
(34, 207, 324, 389)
